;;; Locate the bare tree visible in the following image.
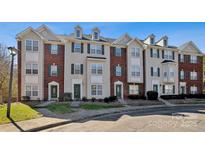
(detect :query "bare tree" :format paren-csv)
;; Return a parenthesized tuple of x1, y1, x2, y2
(0, 44, 11, 103)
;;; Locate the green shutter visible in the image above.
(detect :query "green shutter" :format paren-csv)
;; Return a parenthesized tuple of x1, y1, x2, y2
(151, 67, 153, 76)
(162, 50, 164, 59)
(102, 45, 104, 55)
(172, 51, 175, 60)
(81, 43, 84, 53)
(72, 42, 74, 52)
(57, 66, 60, 76)
(158, 67, 160, 77)
(57, 45, 61, 54)
(162, 85, 165, 94)
(71, 64, 74, 74)
(48, 65, 51, 76)
(81, 64, 83, 74)
(48, 44, 51, 53)
(87, 44, 90, 54)
(150, 48, 153, 57)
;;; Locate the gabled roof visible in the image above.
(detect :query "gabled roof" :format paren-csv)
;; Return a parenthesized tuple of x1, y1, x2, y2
(36, 24, 61, 41)
(16, 27, 44, 40)
(127, 37, 144, 47)
(178, 41, 202, 54)
(112, 33, 132, 45)
(156, 35, 168, 44)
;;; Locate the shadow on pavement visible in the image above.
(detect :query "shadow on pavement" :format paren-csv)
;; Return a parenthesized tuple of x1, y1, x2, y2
(8, 117, 25, 132)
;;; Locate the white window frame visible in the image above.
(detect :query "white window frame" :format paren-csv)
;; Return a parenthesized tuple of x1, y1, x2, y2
(51, 44, 58, 54)
(76, 29, 81, 38)
(74, 63, 81, 74)
(25, 85, 38, 97)
(74, 43, 81, 53)
(165, 85, 173, 95)
(190, 71, 197, 80)
(51, 65, 57, 76)
(115, 65, 122, 76)
(131, 47, 140, 58)
(115, 48, 122, 56)
(90, 44, 102, 55)
(180, 70, 184, 80)
(190, 55, 197, 63)
(25, 63, 38, 75)
(131, 65, 140, 77)
(164, 50, 173, 60)
(190, 86, 197, 94)
(153, 49, 158, 58)
(91, 84, 102, 96)
(129, 85, 139, 95)
(91, 64, 103, 75)
(25, 40, 39, 52)
(180, 54, 184, 62)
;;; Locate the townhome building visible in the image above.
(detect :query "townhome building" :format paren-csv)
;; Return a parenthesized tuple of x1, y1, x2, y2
(16, 24, 204, 101)
(110, 34, 144, 99)
(178, 41, 203, 94)
(17, 25, 111, 101)
(144, 35, 179, 96)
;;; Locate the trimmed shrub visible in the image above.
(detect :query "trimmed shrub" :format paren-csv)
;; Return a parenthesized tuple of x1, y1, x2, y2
(98, 98, 103, 102)
(128, 95, 146, 100)
(63, 93, 72, 101)
(147, 91, 158, 100)
(161, 94, 205, 99)
(104, 97, 109, 103)
(91, 97, 96, 102)
(82, 96, 88, 102)
(21, 96, 30, 102)
(108, 96, 117, 102)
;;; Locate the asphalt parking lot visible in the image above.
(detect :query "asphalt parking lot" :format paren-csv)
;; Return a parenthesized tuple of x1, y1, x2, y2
(43, 106, 205, 132)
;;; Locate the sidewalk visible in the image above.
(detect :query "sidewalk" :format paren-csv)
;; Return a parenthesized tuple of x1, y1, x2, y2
(0, 103, 205, 132)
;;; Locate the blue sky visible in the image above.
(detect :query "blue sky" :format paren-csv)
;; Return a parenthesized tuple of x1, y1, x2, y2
(1, 22, 205, 52)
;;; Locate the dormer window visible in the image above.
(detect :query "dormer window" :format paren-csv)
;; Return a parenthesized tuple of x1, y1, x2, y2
(92, 27, 100, 40)
(74, 25, 82, 39)
(76, 30, 81, 38)
(94, 32, 99, 40)
(150, 37, 154, 45)
(164, 39, 167, 46)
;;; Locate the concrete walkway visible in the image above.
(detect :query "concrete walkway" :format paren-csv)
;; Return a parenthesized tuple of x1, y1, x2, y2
(0, 104, 165, 132)
(1, 103, 205, 132)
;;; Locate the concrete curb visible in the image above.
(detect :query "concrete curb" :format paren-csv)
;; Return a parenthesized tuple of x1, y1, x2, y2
(27, 104, 205, 132)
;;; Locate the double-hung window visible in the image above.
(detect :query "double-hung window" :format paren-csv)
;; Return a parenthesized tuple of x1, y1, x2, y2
(91, 84, 102, 96)
(51, 65, 57, 76)
(190, 71, 197, 80)
(25, 85, 38, 97)
(51, 44, 58, 54)
(131, 48, 140, 58)
(180, 70, 184, 80)
(90, 44, 102, 55)
(74, 43, 81, 53)
(115, 48, 121, 56)
(190, 86, 197, 94)
(164, 50, 173, 60)
(26, 40, 38, 52)
(91, 64, 103, 75)
(115, 65, 122, 76)
(190, 55, 197, 63)
(131, 65, 140, 77)
(129, 85, 139, 95)
(180, 54, 184, 62)
(26, 63, 38, 75)
(74, 64, 81, 74)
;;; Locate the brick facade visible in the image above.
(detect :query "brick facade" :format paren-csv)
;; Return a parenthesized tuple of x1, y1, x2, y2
(17, 41, 22, 101)
(179, 54, 203, 94)
(44, 44, 65, 100)
(110, 47, 128, 98)
(110, 47, 145, 98)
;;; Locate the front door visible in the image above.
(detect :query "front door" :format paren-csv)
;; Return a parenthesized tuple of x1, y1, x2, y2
(74, 84, 81, 100)
(116, 84, 122, 98)
(51, 85, 58, 99)
(180, 86, 185, 94)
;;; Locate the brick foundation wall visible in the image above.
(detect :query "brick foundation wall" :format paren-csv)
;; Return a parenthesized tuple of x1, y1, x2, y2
(44, 44, 65, 100)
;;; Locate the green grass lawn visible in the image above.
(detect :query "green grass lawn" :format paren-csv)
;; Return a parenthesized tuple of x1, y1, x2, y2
(80, 103, 124, 110)
(0, 103, 41, 125)
(45, 103, 73, 114)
